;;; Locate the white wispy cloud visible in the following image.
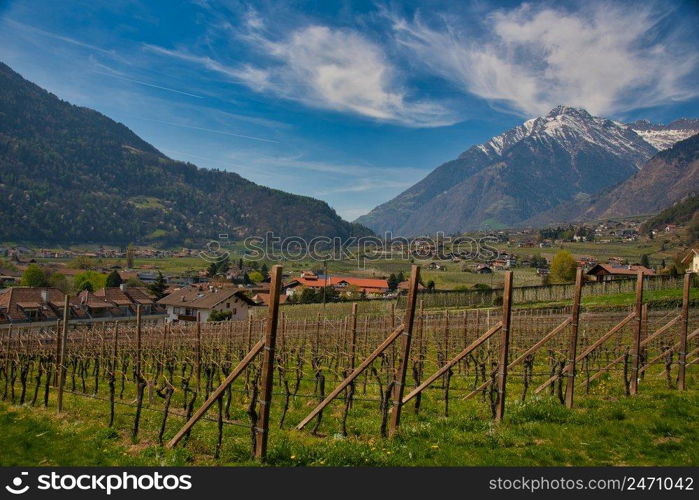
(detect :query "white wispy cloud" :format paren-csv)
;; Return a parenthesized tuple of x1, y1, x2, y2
(146, 19, 457, 127)
(1, 18, 117, 57)
(390, 3, 699, 116)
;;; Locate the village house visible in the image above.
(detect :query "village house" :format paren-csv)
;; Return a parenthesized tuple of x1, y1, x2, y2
(0, 287, 82, 324)
(252, 293, 289, 306)
(586, 264, 655, 282)
(0, 267, 22, 287)
(92, 284, 162, 316)
(158, 284, 257, 323)
(0, 285, 164, 325)
(681, 247, 699, 273)
(474, 264, 493, 274)
(285, 274, 390, 298)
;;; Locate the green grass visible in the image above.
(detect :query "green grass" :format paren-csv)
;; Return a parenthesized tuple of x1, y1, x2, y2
(508, 287, 699, 311)
(1, 382, 697, 466)
(0, 403, 189, 466)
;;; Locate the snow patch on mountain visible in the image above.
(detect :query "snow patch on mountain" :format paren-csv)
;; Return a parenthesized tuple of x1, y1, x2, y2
(626, 118, 699, 151)
(632, 129, 697, 150)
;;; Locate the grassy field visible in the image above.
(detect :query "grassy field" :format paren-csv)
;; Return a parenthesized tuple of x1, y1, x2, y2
(1, 384, 696, 467)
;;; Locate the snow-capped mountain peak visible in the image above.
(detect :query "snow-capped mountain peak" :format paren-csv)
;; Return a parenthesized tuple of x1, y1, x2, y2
(473, 105, 656, 167)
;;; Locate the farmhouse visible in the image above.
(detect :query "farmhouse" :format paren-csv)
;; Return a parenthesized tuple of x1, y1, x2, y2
(158, 285, 257, 323)
(586, 264, 655, 282)
(681, 247, 699, 273)
(285, 274, 390, 297)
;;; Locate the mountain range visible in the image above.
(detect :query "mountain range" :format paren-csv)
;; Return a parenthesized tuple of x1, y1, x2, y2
(528, 133, 699, 225)
(0, 62, 369, 245)
(356, 107, 699, 235)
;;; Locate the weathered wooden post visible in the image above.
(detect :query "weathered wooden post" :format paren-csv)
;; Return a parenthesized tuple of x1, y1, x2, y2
(678, 273, 691, 390)
(349, 303, 358, 370)
(255, 264, 283, 460)
(565, 267, 583, 408)
(57, 295, 69, 413)
(388, 265, 420, 437)
(495, 271, 513, 422)
(195, 312, 201, 391)
(135, 304, 142, 379)
(3, 326, 11, 390)
(630, 271, 644, 396)
(53, 320, 60, 386)
(642, 304, 649, 340)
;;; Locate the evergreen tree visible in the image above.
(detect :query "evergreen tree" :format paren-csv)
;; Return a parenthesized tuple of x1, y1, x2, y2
(640, 254, 650, 268)
(387, 273, 399, 291)
(105, 270, 123, 288)
(126, 244, 135, 269)
(217, 256, 230, 275)
(207, 262, 219, 278)
(148, 271, 168, 300)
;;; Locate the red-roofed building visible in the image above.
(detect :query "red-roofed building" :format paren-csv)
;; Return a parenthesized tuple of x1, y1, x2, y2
(285, 275, 389, 297)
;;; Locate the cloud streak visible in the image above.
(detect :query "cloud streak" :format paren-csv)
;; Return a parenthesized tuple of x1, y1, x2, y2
(146, 20, 458, 127)
(390, 3, 699, 117)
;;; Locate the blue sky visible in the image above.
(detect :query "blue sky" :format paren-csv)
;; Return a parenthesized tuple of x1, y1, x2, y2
(1, 0, 698, 221)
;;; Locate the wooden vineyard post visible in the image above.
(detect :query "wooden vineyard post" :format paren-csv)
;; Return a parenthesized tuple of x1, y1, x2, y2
(135, 305, 142, 379)
(495, 271, 513, 422)
(255, 264, 283, 460)
(565, 267, 583, 409)
(678, 273, 691, 390)
(57, 295, 69, 413)
(630, 271, 644, 396)
(3, 327, 11, 392)
(642, 304, 649, 340)
(195, 313, 202, 392)
(349, 303, 358, 370)
(54, 320, 61, 386)
(388, 265, 420, 437)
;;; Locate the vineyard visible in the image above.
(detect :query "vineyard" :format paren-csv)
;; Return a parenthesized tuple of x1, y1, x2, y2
(1, 266, 697, 465)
